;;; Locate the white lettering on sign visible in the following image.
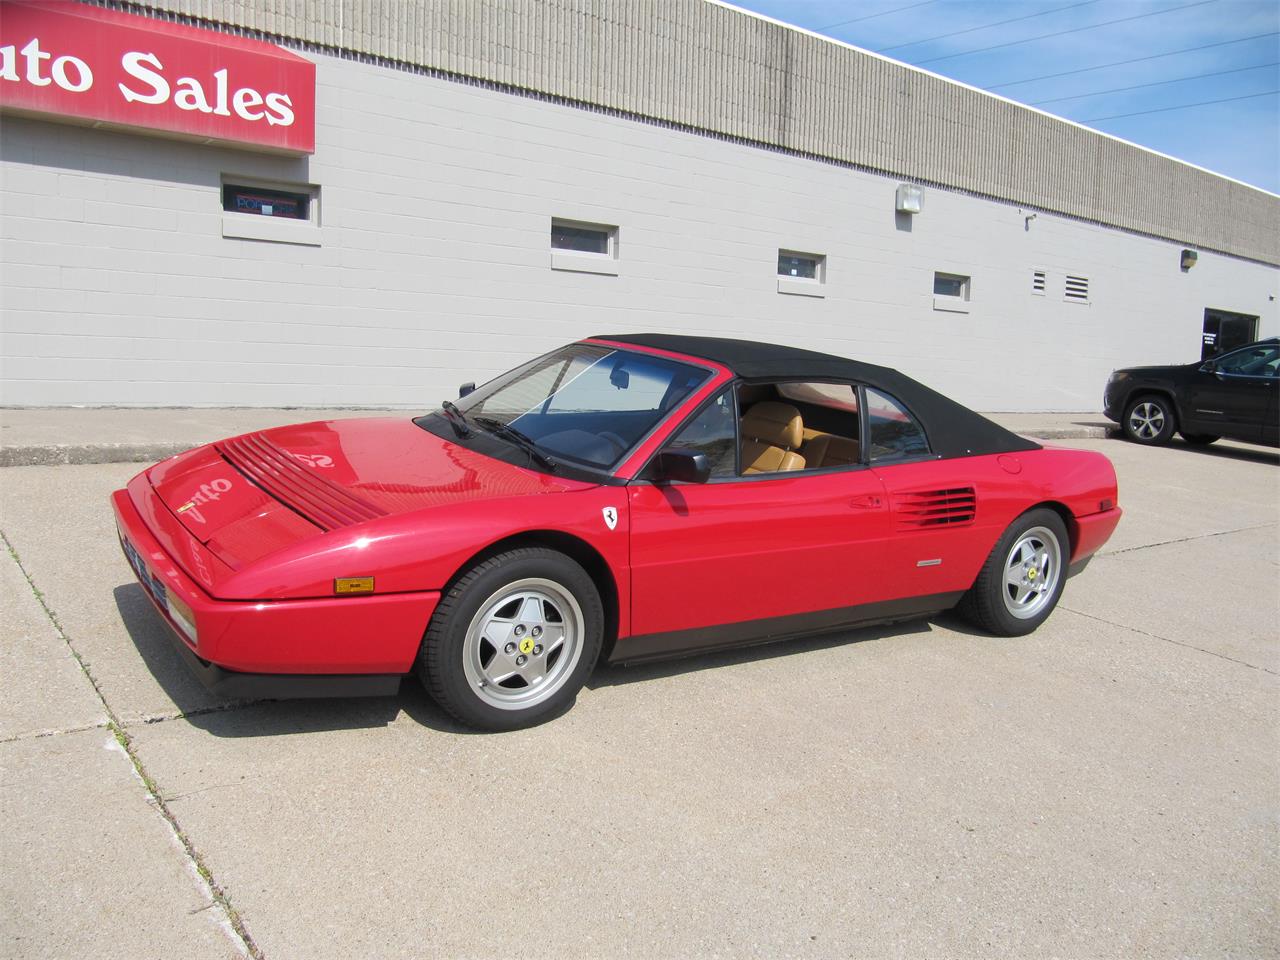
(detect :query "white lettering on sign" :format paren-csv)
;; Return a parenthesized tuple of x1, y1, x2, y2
(118, 53, 293, 124)
(0, 38, 94, 92)
(0, 38, 294, 127)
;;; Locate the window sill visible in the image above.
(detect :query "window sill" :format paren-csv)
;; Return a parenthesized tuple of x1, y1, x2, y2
(932, 295, 970, 314)
(222, 214, 322, 247)
(777, 277, 825, 298)
(551, 251, 620, 276)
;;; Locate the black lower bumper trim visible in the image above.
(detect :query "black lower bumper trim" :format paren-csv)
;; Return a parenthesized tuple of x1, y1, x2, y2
(167, 626, 402, 700)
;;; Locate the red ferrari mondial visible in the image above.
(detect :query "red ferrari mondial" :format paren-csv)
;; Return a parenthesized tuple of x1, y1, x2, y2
(112, 335, 1121, 730)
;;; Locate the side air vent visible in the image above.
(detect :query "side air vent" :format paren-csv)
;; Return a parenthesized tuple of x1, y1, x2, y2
(895, 487, 977, 529)
(1064, 275, 1090, 303)
(218, 433, 386, 531)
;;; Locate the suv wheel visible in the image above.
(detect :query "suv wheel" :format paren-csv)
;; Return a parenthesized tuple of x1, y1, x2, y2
(1123, 394, 1176, 445)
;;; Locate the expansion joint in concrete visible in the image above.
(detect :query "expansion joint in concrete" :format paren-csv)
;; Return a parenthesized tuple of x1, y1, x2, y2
(1, 529, 266, 960)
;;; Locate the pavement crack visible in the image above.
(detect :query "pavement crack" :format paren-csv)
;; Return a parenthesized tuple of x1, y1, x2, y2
(1098, 522, 1276, 558)
(0, 720, 110, 744)
(137, 698, 268, 727)
(1061, 604, 1278, 677)
(2, 529, 266, 960)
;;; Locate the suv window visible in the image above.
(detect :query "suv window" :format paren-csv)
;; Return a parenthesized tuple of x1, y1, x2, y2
(1216, 344, 1280, 377)
(866, 388, 930, 462)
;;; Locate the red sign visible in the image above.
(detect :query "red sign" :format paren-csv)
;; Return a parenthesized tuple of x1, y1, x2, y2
(0, 1, 314, 154)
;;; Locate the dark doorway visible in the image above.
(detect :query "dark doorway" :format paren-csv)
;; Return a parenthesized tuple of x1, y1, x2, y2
(1202, 309, 1259, 360)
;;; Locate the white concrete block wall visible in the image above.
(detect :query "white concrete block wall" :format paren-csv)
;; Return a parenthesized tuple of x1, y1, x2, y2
(2, 49, 1277, 409)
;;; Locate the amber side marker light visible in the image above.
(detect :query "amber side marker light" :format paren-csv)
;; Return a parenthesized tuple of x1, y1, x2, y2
(335, 577, 375, 595)
(1100, 499, 1115, 511)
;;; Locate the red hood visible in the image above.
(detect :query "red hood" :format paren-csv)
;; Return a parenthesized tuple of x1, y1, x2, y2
(149, 418, 591, 569)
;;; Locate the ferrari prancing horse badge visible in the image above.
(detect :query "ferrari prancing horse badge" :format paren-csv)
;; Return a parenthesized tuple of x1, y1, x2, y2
(602, 506, 618, 530)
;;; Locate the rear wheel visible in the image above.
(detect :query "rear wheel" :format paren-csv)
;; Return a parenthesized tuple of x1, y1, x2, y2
(419, 548, 603, 731)
(958, 508, 1069, 637)
(1180, 432, 1219, 446)
(1123, 394, 1176, 445)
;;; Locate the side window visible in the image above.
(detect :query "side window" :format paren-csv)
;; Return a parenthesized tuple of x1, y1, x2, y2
(1216, 345, 1279, 376)
(866, 388, 930, 462)
(664, 388, 737, 479)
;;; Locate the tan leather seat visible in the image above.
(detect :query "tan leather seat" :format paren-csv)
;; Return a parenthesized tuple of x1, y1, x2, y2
(805, 433, 860, 467)
(740, 401, 806, 474)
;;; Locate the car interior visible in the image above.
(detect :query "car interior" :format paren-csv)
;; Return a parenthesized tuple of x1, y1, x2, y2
(737, 382, 861, 474)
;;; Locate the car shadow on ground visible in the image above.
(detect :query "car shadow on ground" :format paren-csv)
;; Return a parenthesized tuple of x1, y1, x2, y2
(1103, 430, 1279, 466)
(589, 617, 934, 688)
(113, 583, 476, 737)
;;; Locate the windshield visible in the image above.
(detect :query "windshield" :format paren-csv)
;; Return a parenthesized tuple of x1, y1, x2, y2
(451, 344, 710, 471)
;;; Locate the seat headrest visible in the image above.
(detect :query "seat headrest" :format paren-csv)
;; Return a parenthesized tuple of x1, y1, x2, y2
(741, 401, 803, 449)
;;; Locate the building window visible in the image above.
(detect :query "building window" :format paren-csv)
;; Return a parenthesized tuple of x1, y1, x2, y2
(220, 177, 320, 246)
(933, 271, 971, 313)
(778, 250, 826, 298)
(550, 218, 619, 276)
(223, 184, 309, 220)
(1065, 275, 1090, 303)
(1032, 269, 1047, 295)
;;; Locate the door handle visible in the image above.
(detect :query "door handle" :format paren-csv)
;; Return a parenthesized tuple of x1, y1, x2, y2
(849, 495, 883, 509)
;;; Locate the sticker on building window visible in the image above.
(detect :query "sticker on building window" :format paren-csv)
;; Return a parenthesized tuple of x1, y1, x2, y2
(223, 184, 310, 219)
(778, 251, 823, 279)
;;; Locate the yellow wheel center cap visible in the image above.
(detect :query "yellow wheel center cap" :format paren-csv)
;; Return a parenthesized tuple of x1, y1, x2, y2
(519, 637, 535, 655)
(1028, 568, 1038, 581)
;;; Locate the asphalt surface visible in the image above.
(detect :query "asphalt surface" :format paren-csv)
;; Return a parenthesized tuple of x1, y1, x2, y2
(1, 436, 1277, 959)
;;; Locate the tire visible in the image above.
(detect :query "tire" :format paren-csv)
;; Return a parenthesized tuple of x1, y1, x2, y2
(958, 508, 1070, 637)
(1122, 394, 1176, 445)
(1180, 432, 1219, 446)
(418, 547, 603, 731)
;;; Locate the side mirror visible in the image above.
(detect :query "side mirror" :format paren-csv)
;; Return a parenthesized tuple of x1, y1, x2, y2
(652, 448, 711, 484)
(458, 382, 476, 398)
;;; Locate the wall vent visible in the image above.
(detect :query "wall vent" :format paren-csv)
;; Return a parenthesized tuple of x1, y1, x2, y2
(895, 487, 977, 529)
(1065, 275, 1090, 303)
(1032, 270, 1046, 295)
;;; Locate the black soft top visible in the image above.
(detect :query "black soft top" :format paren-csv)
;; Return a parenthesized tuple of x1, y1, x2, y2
(596, 333, 1040, 459)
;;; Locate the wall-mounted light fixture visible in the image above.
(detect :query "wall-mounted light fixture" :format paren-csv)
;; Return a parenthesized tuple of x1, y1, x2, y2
(895, 183, 923, 215)
(1180, 249, 1198, 271)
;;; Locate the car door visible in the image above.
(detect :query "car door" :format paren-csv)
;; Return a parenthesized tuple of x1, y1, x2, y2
(1184, 344, 1280, 443)
(622, 386, 893, 659)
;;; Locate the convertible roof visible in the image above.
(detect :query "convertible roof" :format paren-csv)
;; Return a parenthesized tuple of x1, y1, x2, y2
(595, 333, 1041, 459)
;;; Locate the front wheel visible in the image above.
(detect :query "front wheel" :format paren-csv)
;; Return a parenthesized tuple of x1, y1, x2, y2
(419, 548, 603, 731)
(958, 508, 1069, 637)
(1123, 394, 1176, 445)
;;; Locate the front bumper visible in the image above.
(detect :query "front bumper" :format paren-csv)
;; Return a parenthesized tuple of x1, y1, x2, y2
(112, 486, 440, 694)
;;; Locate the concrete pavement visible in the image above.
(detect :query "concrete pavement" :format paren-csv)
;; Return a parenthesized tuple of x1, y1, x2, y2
(0, 407, 1114, 466)
(1, 436, 1276, 958)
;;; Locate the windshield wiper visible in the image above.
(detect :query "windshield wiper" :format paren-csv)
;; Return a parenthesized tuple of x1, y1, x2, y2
(472, 417, 557, 472)
(439, 400, 472, 439)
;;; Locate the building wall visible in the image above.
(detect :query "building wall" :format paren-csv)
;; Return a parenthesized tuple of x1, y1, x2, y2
(117, 0, 1280, 265)
(2, 48, 1277, 409)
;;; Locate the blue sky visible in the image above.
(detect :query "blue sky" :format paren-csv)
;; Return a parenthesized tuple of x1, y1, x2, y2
(727, 0, 1280, 193)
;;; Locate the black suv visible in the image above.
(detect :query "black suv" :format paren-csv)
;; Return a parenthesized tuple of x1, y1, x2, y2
(1104, 338, 1279, 447)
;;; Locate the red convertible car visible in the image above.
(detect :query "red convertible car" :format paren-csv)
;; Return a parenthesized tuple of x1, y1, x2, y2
(113, 335, 1121, 730)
